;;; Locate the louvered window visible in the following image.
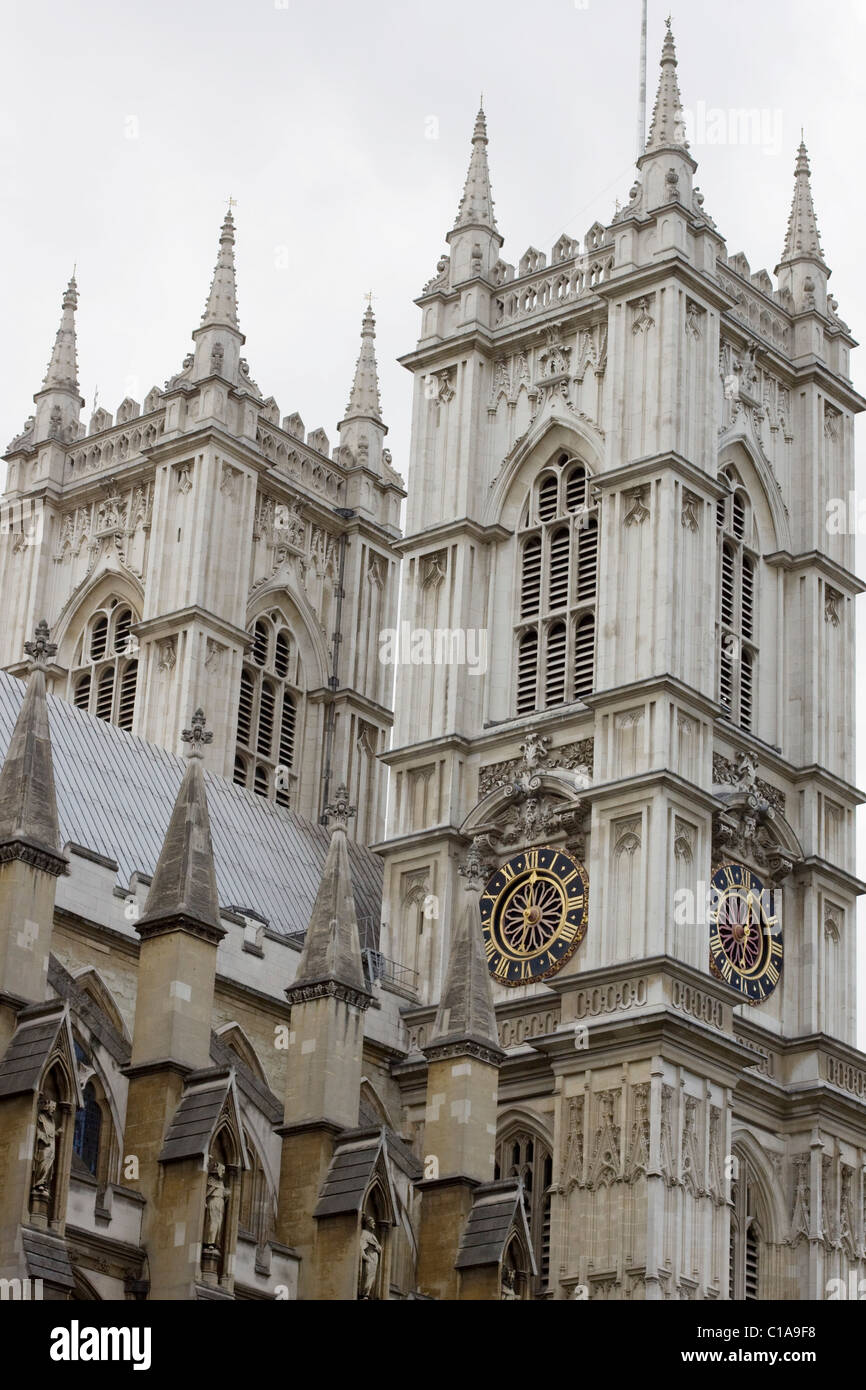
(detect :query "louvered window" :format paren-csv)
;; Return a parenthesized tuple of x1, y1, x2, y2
(521, 537, 542, 617)
(548, 529, 570, 610)
(577, 517, 598, 603)
(117, 661, 137, 731)
(236, 614, 305, 808)
(517, 629, 538, 714)
(257, 681, 276, 756)
(274, 630, 291, 678)
(721, 545, 735, 626)
(741, 558, 754, 640)
(114, 608, 133, 655)
(74, 673, 91, 710)
(90, 616, 108, 661)
(252, 620, 269, 666)
(495, 1132, 553, 1298)
(546, 622, 567, 706)
(538, 474, 558, 522)
(68, 598, 143, 729)
(514, 456, 598, 712)
(717, 475, 758, 733)
(95, 667, 114, 721)
(729, 1154, 762, 1301)
(238, 670, 254, 744)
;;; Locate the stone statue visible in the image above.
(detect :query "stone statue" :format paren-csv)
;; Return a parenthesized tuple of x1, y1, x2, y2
(358, 1212, 382, 1299)
(33, 1097, 60, 1193)
(203, 1161, 228, 1248)
(501, 1264, 520, 1300)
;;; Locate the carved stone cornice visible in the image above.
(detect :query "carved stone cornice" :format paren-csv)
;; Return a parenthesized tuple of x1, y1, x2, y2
(423, 1037, 505, 1068)
(136, 912, 226, 947)
(0, 838, 68, 877)
(284, 976, 372, 1012)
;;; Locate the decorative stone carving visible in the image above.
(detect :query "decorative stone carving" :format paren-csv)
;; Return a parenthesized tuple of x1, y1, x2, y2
(659, 1085, 677, 1187)
(685, 299, 704, 339)
(712, 751, 785, 815)
(824, 587, 841, 627)
(789, 1155, 810, 1245)
(324, 783, 355, 831)
(157, 638, 177, 673)
(681, 1095, 702, 1196)
(587, 1090, 621, 1190)
(631, 297, 655, 334)
(560, 1095, 584, 1192)
(707, 1106, 724, 1204)
(435, 370, 455, 405)
(176, 463, 193, 495)
(478, 736, 593, 797)
(623, 485, 650, 526)
(420, 549, 447, 589)
(624, 1083, 650, 1183)
(681, 490, 701, 531)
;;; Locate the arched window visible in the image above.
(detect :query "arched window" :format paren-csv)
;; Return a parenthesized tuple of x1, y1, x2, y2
(67, 598, 141, 731)
(234, 613, 305, 806)
(73, 1081, 103, 1177)
(495, 1129, 553, 1297)
(238, 1132, 275, 1250)
(729, 1152, 763, 1300)
(717, 474, 758, 733)
(514, 454, 598, 713)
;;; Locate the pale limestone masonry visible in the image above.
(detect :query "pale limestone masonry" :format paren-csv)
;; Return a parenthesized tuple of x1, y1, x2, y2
(0, 21, 864, 1301)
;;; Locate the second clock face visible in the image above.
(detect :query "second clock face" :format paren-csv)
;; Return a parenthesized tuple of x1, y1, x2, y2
(708, 862, 782, 1004)
(479, 847, 589, 987)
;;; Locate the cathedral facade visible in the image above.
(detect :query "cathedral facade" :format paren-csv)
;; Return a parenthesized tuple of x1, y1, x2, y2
(0, 22, 864, 1301)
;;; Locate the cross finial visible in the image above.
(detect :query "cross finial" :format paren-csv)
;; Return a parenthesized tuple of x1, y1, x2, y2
(324, 782, 356, 832)
(181, 708, 213, 758)
(227, 194, 237, 211)
(364, 289, 375, 307)
(24, 619, 57, 670)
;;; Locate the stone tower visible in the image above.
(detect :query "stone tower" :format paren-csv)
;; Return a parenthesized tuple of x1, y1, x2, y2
(384, 24, 866, 1300)
(0, 215, 404, 840)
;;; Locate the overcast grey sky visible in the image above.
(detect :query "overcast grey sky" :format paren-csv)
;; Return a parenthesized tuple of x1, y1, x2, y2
(2, 0, 865, 1036)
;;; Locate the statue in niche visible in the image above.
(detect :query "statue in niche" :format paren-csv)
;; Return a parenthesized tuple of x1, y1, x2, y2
(32, 1096, 61, 1193)
(501, 1265, 520, 1300)
(203, 1160, 229, 1249)
(358, 1212, 382, 1299)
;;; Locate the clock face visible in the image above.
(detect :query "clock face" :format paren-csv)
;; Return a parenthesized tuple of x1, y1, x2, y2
(479, 846, 588, 987)
(708, 863, 782, 1004)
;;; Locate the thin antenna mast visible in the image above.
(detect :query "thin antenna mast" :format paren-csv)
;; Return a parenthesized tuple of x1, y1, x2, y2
(636, 0, 648, 161)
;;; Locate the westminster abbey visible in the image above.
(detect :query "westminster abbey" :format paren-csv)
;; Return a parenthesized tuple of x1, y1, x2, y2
(0, 22, 864, 1301)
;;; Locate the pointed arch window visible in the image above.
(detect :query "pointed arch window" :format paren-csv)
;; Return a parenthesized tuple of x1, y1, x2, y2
(495, 1130, 553, 1297)
(717, 474, 758, 733)
(235, 614, 305, 807)
(68, 598, 141, 731)
(514, 454, 598, 713)
(729, 1152, 763, 1300)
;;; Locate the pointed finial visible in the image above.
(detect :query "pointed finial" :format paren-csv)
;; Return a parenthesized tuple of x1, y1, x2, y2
(779, 136, 825, 264)
(344, 300, 383, 420)
(452, 102, 498, 233)
(200, 208, 240, 330)
(364, 289, 375, 308)
(644, 15, 689, 152)
(181, 708, 213, 758)
(24, 620, 57, 671)
(41, 273, 80, 392)
(324, 783, 356, 833)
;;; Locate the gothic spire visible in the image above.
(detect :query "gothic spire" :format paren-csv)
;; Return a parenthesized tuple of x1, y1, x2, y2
(41, 274, 80, 393)
(430, 889, 499, 1052)
(344, 303, 383, 422)
(200, 209, 240, 331)
(778, 138, 826, 266)
(644, 17, 689, 153)
(288, 785, 368, 1000)
(137, 711, 223, 938)
(0, 622, 63, 861)
(451, 103, 499, 234)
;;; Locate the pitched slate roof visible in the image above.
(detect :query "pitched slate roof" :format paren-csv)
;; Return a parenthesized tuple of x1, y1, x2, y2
(454, 1180, 537, 1272)
(0, 670, 382, 940)
(0, 1001, 80, 1103)
(313, 1128, 399, 1220)
(159, 1067, 246, 1165)
(21, 1228, 75, 1291)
